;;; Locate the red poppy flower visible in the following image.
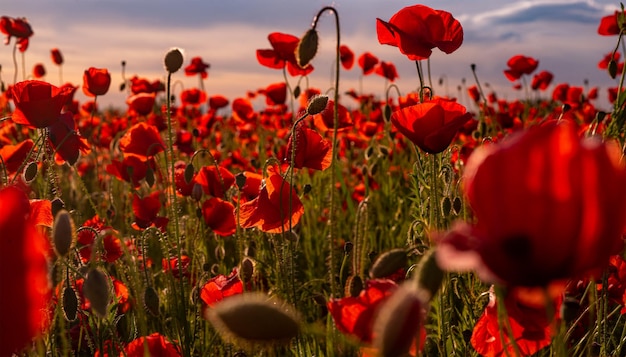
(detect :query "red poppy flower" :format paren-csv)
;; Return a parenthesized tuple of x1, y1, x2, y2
(286, 123, 332, 171)
(162, 255, 191, 279)
(202, 197, 236, 236)
(313, 100, 354, 132)
(231, 97, 256, 123)
(503, 55, 538, 81)
(471, 288, 554, 356)
(238, 165, 304, 233)
(467, 85, 480, 102)
(256, 32, 314, 76)
(374, 61, 399, 82)
(238, 171, 263, 201)
(340, 45, 355, 70)
(131, 191, 169, 231)
(180, 88, 207, 107)
(129, 76, 164, 94)
(126, 92, 156, 116)
(437, 122, 626, 286)
(124, 333, 181, 357)
(119, 122, 165, 158)
(82, 67, 111, 97)
(48, 112, 90, 165)
(11, 80, 73, 128)
(32, 63, 46, 79)
(377, 5, 463, 60)
(0, 16, 33, 50)
(598, 11, 623, 36)
(358, 52, 379, 75)
(0, 139, 34, 174)
(327, 279, 398, 343)
(106, 155, 152, 187)
(0, 186, 50, 357)
(184, 56, 210, 79)
(261, 82, 287, 106)
(200, 268, 243, 308)
(208, 94, 229, 110)
(50, 48, 63, 65)
(391, 97, 472, 154)
(598, 51, 620, 69)
(193, 165, 235, 198)
(530, 70, 553, 91)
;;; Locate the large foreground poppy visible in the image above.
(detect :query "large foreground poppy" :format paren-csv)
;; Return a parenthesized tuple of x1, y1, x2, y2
(437, 121, 626, 286)
(11, 80, 73, 128)
(377, 5, 463, 60)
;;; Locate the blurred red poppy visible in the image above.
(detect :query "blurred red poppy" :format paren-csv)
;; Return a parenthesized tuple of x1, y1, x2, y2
(193, 165, 235, 198)
(124, 333, 181, 357)
(598, 11, 624, 35)
(530, 70, 553, 91)
(0, 139, 34, 174)
(208, 94, 229, 110)
(358, 52, 379, 75)
(340, 45, 355, 70)
(598, 51, 620, 69)
(200, 268, 243, 308)
(377, 5, 463, 60)
(32, 63, 46, 79)
(129, 76, 164, 94)
(391, 97, 472, 154)
(0, 16, 33, 51)
(127, 92, 156, 116)
(180, 88, 207, 107)
(131, 191, 169, 231)
(374, 61, 398, 82)
(313, 100, 354, 132)
(82, 67, 111, 97)
(471, 288, 554, 356)
(106, 155, 152, 187)
(11, 80, 73, 128)
(231, 97, 256, 123)
(261, 82, 287, 106)
(119, 122, 165, 158)
(0, 186, 50, 357)
(256, 32, 314, 76)
(467, 85, 480, 102)
(202, 197, 236, 236)
(327, 279, 398, 343)
(504, 55, 538, 81)
(238, 171, 263, 201)
(184, 57, 210, 79)
(50, 48, 63, 65)
(48, 112, 90, 165)
(286, 123, 332, 171)
(238, 165, 304, 233)
(437, 122, 626, 286)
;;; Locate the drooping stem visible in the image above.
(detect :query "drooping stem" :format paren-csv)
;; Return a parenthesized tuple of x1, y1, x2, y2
(415, 60, 425, 102)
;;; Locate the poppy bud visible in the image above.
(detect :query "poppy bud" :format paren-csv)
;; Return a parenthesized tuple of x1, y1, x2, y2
(51, 197, 65, 217)
(608, 59, 618, 79)
(215, 245, 226, 261)
(415, 249, 444, 302)
(345, 275, 364, 297)
(62, 286, 79, 322)
(205, 293, 300, 347)
(235, 172, 247, 190)
(369, 248, 408, 279)
(383, 104, 392, 122)
(373, 283, 426, 357)
(23, 161, 37, 183)
(306, 95, 329, 116)
(296, 28, 318, 69)
(145, 166, 155, 187)
(52, 209, 74, 257)
(240, 257, 255, 283)
(144, 286, 160, 316)
(184, 163, 195, 184)
(293, 85, 301, 99)
(560, 297, 580, 326)
(192, 183, 204, 202)
(452, 196, 463, 215)
(441, 196, 452, 216)
(164, 48, 184, 73)
(83, 268, 110, 318)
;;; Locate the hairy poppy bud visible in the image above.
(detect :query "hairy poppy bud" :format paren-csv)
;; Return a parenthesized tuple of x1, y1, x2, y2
(144, 286, 160, 317)
(345, 275, 364, 297)
(415, 249, 444, 302)
(52, 210, 74, 257)
(23, 162, 37, 183)
(306, 95, 329, 116)
(164, 48, 184, 73)
(51, 197, 65, 217)
(62, 286, 79, 322)
(83, 268, 110, 318)
(296, 28, 318, 69)
(239, 257, 255, 283)
(184, 163, 195, 184)
(235, 172, 247, 190)
(206, 293, 300, 348)
(369, 248, 407, 279)
(609, 59, 618, 79)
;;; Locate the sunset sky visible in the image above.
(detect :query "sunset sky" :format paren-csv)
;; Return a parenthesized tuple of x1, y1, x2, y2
(0, 0, 621, 110)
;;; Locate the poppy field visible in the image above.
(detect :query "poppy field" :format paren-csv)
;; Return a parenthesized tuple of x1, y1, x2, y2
(3, 3, 626, 357)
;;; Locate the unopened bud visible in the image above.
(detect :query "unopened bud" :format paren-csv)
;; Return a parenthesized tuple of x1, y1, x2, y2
(296, 28, 318, 69)
(145, 167, 155, 187)
(52, 210, 74, 257)
(452, 197, 463, 215)
(240, 257, 255, 283)
(51, 197, 65, 217)
(192, 183, 204, 202)
(414, 249, 444, 302)
(184, 163, 195, 184)
(62, 286, 79, 322)
(383, 104, 392, 122)
(293, 85, 301, 99)
(369, 248, 408, 280)
(235, 172, 247, 190)
(205, 293, 300, 347)
(144, 286, 160, 316)
(306, 95, 329, 116)
(344, 275, 363, 297)
(83, 268, 110, 318)
(164, 48, 184, 73)
(23, 162, 37, 183)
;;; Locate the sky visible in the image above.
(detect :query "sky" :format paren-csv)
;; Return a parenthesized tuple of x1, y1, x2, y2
(0, 0, 622, 111)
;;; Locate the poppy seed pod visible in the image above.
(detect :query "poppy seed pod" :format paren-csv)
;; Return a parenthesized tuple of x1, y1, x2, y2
(83, 268, 110, 318)
(164, 48, 184, 73)
(306, 95, 328, 116)
(296, 28, 318, 69)
(206, 293, 300, 348)
(52, 210, 74, 257)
